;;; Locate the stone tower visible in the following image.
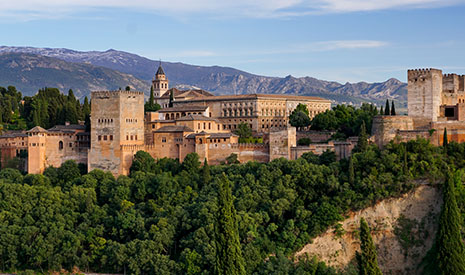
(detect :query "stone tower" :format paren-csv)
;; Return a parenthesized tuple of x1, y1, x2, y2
(88, 90, 145, 176)
(407, 68, 443, 126)
(152, 62, 169, 97)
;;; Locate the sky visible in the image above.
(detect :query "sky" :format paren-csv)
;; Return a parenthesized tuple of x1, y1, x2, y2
(1, 0, 465, 83)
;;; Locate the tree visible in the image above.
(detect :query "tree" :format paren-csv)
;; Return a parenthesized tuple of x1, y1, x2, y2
(384, 100, 390, 115)
(443, 128, 448, 147)
(436, 171, 465, 274)
(289, 106, 311, 130)
(297, 137, 312, 146)
(354, 121, 368, 152)
(390, 101, 396, 116)
(235, 122, 252, 143)
(349, 156, 355, 185)
(225, 153, 239, 165)
(125, 86, 131, 91)
(215, 173, 246, 275)
(130, 151, 156, 174)
(169, 90, 174, 107)
(202, 158, 211, 186)
(379, 106, 384, 116)
(357, 218, 382, 275)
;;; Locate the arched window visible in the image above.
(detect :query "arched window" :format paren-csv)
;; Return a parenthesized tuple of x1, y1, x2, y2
(59, 141, 63, 150)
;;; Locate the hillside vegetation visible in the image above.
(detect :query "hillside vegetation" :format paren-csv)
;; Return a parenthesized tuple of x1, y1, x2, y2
(1, 137, 465, 274)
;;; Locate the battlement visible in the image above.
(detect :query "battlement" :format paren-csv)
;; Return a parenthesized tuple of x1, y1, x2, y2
(120, 144, 145, 151)
(407, 68, 442, 80)
(91, 90, 144, 98)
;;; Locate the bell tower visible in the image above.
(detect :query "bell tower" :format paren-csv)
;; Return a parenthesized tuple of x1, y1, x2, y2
(152, 62, 169, 97)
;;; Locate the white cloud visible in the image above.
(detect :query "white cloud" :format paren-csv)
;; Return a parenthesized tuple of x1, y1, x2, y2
(0, 0, 463, 19)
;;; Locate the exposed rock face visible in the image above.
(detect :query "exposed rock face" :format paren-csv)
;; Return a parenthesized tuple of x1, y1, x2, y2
(295, 184, 441, 274)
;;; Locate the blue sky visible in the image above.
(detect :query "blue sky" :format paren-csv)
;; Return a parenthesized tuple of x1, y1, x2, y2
(1, 0, 465, 83)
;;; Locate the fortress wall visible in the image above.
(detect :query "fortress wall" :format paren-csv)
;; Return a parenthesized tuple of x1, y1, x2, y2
(408, 69, 442, 122)
(372, 116, 414, 147)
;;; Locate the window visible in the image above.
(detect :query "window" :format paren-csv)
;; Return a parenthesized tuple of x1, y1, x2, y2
(162, 137, 166, 143)
(104, 135, 107, 141)
(445, 107, 455, 117)
(110, 135, 113, 141)
(98, 135, 101, 141)
(69, 143, 72, 147)
(126, 135, 129, 140)
(59, 141, 63, 150)
(135, 135, 137, 140)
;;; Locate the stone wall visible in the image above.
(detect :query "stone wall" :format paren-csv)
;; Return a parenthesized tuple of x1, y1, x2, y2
(269, 127, 296, 160)
(407, 69, 442, 122)
(372, 115, 414, 147)
(296, 130, 335, 143)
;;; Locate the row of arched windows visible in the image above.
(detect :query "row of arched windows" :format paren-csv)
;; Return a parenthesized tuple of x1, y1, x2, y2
(223, 108, 254, 117)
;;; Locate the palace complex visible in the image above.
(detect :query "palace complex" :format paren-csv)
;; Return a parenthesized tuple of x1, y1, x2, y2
(0, 64, 332, 176)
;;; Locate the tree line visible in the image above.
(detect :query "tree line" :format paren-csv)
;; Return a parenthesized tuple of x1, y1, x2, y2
(0, 136, 465, 274)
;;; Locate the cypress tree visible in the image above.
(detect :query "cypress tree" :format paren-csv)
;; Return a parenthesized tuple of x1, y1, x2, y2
(215, 173, 246, 275)
(443, 128, 448, 147)
(384, 100, 390, 115)
(391, 101, 396, 115)
(380, 106, 384, 116)
(202, 158, 211, 186)
(358, 218, 382, 275)
(355, 121, 368, 152)
(436, 171, 465, 274)
(349, 156, 355, 185)
(169, 90, 174, 107)
(83, 97, 91, 117)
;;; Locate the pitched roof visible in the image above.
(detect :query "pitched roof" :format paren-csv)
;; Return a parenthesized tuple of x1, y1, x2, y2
(175, 93, 330, 102)
(159, 88, 214, 99)
(27, 126, 48, 133)
(185, 132, 237, 139)
(48, 124, 86, 132)
(153, 125, 194, 133)
(158, 105, 208, 113)
(156, 64, 165, 75)
(0, 131, 28, 138)
(176, 114, 218, 122)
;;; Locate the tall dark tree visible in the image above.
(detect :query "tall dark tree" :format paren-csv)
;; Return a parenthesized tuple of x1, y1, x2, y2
(202, 158, 211, 186)
(443, 128, 448, 147)
(358, 218, 382, 275)
(436, 171, 465, 274)
(384, 100, 390, 115)
(354, 121, 368, 152)
(215, 173, 246, 275)
(144, 86, 161, 112)
(390, 101, 396, 115)
(169, 90, 174, 108)
(125, 86, 131, 91)
(379, 106, 384, 116)
(349, 156, 355, 185)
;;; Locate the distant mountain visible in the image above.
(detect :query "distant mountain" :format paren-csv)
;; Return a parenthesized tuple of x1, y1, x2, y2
(0, 52, 149, 98)
(0, 46, 407, 105)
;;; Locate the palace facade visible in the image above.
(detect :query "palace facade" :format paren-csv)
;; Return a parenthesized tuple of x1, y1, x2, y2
(0, 64, 332, 176)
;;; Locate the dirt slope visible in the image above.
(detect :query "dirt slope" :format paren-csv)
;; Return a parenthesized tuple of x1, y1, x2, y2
(295, 184, 441, 274)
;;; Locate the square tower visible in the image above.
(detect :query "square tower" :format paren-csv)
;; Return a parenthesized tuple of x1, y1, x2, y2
(88, 90, 145, 176)
(407, 68, 443, 124)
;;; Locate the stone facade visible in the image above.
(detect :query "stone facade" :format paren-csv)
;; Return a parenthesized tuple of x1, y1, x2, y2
(374, 68, 465, 147)
(88, 90, 145, 176)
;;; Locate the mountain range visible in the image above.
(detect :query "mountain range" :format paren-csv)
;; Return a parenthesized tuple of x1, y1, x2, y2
(0, 46, 407, 106)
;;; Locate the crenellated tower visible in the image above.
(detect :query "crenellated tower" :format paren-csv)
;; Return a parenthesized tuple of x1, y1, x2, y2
(152, 62, 169, 97)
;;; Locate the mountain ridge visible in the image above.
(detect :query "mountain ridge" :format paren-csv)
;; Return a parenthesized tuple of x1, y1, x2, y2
(0, 46, 407, 104)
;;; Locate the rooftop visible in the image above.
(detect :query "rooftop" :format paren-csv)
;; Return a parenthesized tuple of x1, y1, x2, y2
(153, 125, 195, 133)
(173, 93, 330, 103)
(158, 105, 208, 113)
(176, 114, 218, 122)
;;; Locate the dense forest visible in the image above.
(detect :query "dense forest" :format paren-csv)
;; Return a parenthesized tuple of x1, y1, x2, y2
(0, 86, 90, 131)
(1, 137, 464, 274)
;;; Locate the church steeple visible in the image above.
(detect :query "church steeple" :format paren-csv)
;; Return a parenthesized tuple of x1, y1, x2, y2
(152, 62, 169, 97)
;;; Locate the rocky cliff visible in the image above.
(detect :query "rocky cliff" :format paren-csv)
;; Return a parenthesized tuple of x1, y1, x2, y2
(295, 184, 441, 274)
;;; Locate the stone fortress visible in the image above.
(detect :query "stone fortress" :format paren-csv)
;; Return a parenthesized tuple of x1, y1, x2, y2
(373, 68, 465, 147)
(0, 64, 332, 176)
